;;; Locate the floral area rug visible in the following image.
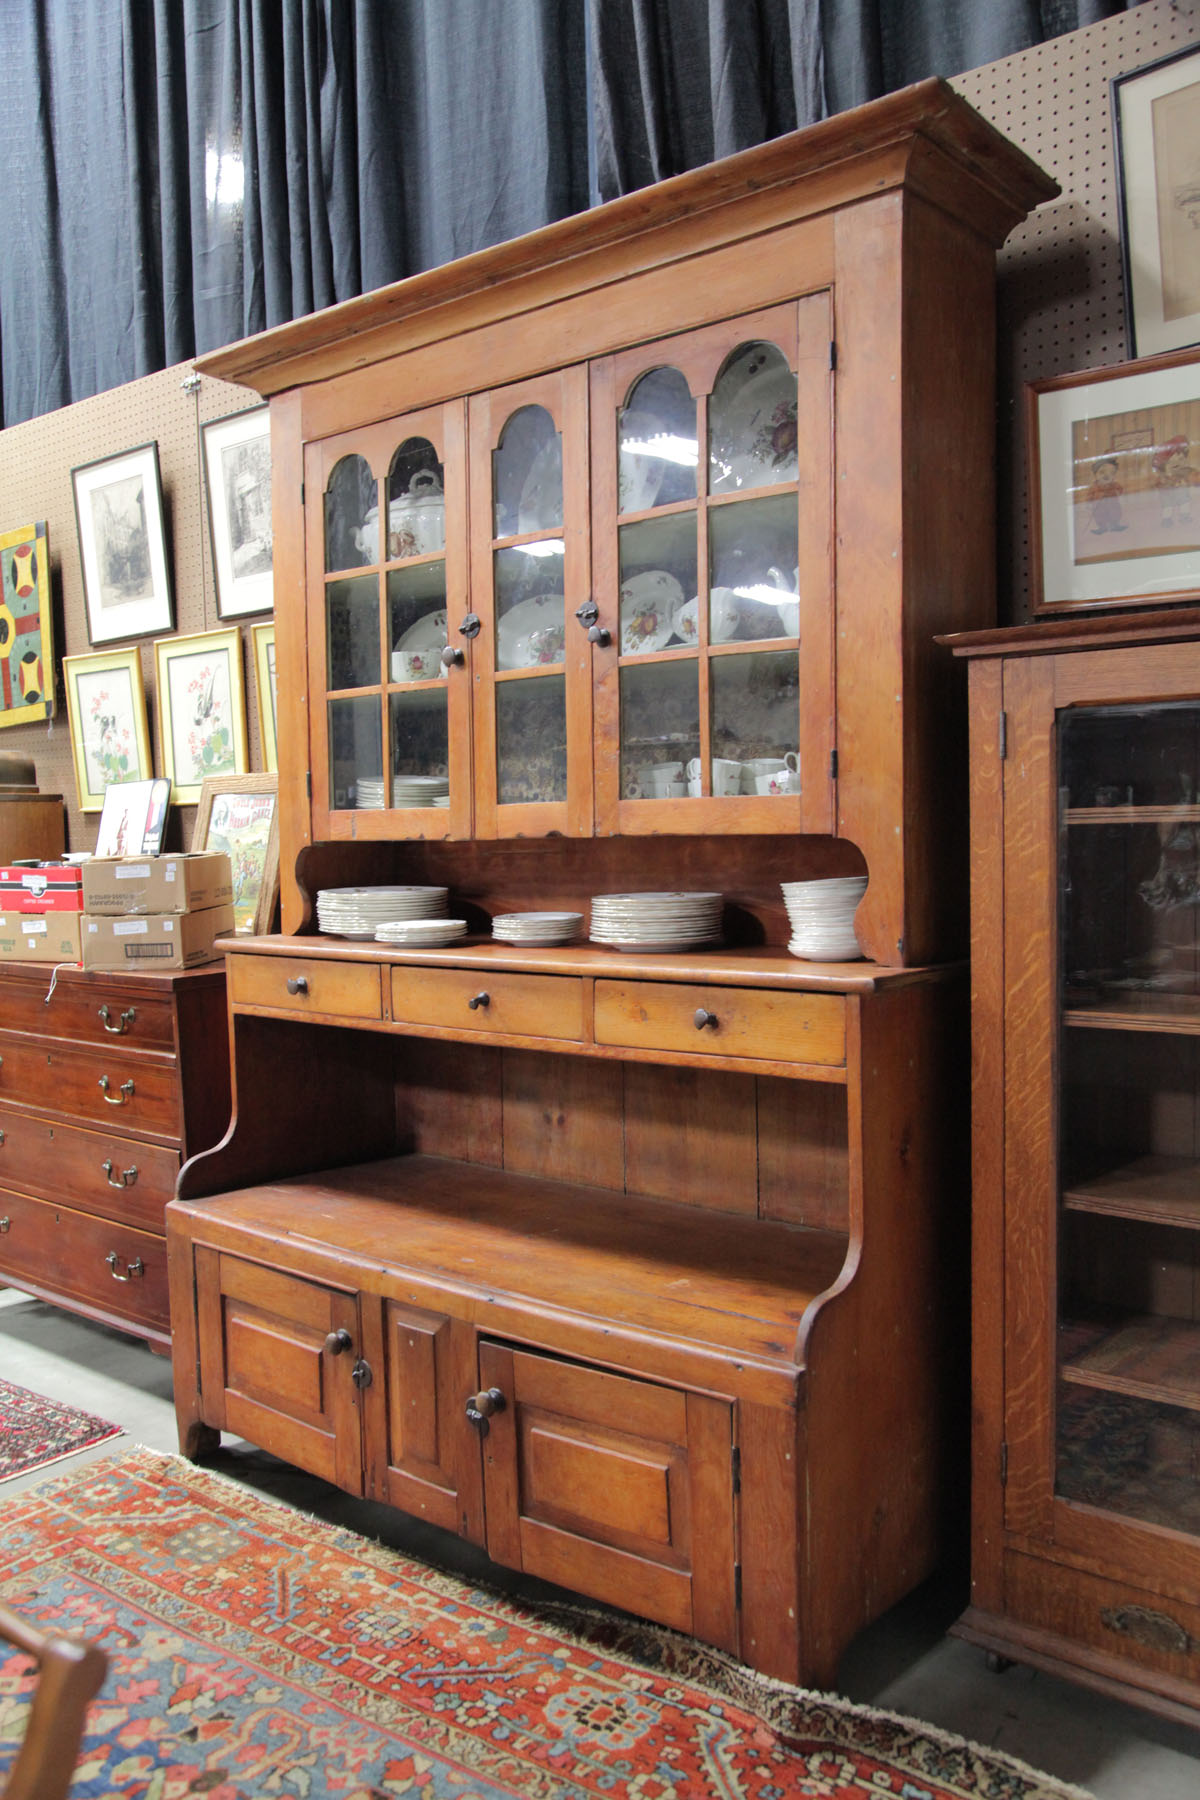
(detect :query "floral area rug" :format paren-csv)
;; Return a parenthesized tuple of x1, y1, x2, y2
(0, 1448, 1095, 1800)
(0, 1375, 120, 1481)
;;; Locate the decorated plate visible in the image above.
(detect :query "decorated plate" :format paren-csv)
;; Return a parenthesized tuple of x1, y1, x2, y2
(497, 594, 566, 670)
(619, 569, 685, 655)
(710, 346, 798, 493)
(397, 609, 448, 652)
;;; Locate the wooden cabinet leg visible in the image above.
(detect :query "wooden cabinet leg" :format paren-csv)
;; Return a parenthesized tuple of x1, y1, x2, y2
(180, 1421, 221, 1461)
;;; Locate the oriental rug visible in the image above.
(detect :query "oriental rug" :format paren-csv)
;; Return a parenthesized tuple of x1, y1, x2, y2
(0, 1447, 1095, 1800)
(0, 1376, 120, 1481)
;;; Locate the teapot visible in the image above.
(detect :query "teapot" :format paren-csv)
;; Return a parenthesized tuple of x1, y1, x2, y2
(387, 469, 445, 558)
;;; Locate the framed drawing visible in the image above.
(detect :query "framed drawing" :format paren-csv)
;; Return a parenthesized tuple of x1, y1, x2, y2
(252, 620, 277, 772)
(0, 521, 55, 725)
(1113, 45, 1200, 358)
(62, 646, 154, 812)
(191, 771, 279, 935)
(72, 442, 174, 645)
(154, 626, 247, 803)
(1029, 348, 1200, 615)
(202, 405, 274, 619)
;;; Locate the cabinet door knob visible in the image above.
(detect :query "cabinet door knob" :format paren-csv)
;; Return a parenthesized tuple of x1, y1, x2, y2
(587, 624, 612, 647)
(98, 1004, 136, 1035)
(694, 1007, 718, 1030)
(351, 1358, 373, 1389)
(465, 1386, 506, 1436)
(286, 976, 309, 996)
(441, 644, 465, 668)
(324, 1328, 352, 1356)
(0, 1216, 9, 1233)
(98, 1075, 135, 1105)
(459, 612, 482, 639)
(101, 1159, 139, 1189)
(105, 1251, 144, 1282)
(574, 599, 599, 628)
(467, 991, 490, 1010)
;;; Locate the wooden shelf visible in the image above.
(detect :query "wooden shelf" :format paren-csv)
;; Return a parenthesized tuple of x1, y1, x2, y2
(1063, 1155, 1200, 1230)
(1061, 1315, 1200, 1412)
(1063, 991, 1200, 1034)
(1066, 806, 1200, 825)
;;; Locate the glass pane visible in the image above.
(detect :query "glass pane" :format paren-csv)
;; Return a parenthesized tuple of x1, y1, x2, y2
(496, 673, 566, 805)
(327, 575, 380, 691)
(619, 367, 697, 513)
(328, 695, 381, 810)
(619, 660, 700, 799)
(495, 542, 565, 670)
(324, 454, 377, 572)
(709, 341, 798, 495)
(618, 515, 697, 656)
(388, 564, 448, 682)
(709, 495, 800, 645)
(389, 688, 450, 807)
(710, 651, 800, 795)
(386, 438, 446, 559)
(493, 405, 561, 538)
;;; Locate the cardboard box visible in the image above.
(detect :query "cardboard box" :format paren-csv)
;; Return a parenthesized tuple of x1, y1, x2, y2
(81, 851, 233, 917)
(0, 909, 82, 962)
(81, 903, 235, 971)
(0, 863, 86, 912)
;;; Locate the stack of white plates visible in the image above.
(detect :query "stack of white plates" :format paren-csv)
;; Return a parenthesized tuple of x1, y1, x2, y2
(393, 774, 450, 808)
(589, 891, 723, 953)
(317, 885, 448, 940)
(782, 876, 866, 961)
(355, 778, 387, 810)
(375, 918, 468, 948)
(492, 911, 583, 946)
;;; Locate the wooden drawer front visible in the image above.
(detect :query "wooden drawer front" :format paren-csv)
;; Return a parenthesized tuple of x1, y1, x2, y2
(478, 1343, 737, 1652)
(390, 967, 584, 1041)
(594, 980, 846, 1066)
(0, 1188, 169, 1333)
(0, 976, 177, 1052)
(194, 1247, 365, 1494)
(0, 1033, 179, 1140)
(230, 952, 383, 1021)
(0, 1104, 179, 1232)
(1007, 1549, 1200, 1693)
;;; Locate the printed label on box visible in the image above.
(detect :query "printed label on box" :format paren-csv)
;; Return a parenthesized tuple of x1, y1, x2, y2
(114, 919, 149, 936)
(115, 864, 151, 880)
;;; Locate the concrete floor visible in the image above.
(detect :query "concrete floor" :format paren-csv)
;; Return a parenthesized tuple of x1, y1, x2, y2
(3, 1286, 1200, 1799)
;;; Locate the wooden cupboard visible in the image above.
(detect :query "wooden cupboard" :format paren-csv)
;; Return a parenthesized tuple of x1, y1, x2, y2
(950, 609, 1200, 1728)
(165, 80, 1054, 1687)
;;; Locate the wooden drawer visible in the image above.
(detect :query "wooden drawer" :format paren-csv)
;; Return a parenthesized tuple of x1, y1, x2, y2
(0, 1103, 179, 1231)
(230, 952, 384, 1021)
(0, 970, 178, 1052)
(1007, 1548, 1200, 1693)
(0, 1187, 170, 1334)
(389, 967, 584, 1041)
(0, 1031, 179, 1140)
(594, 979, 846, 1066)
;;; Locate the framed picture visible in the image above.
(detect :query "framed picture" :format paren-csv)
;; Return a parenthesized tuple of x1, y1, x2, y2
(72, 442, 174, 645)
(0, 521, 55, 725)
(95, 776, 171, 857)
(1029, 347, 1200, 615)
(1113, 45, 1200, 358)
(62, 646, 154, 811)
(154, 626, 248, 803)
(202, 405, 273, 619)
(191, 771, 279, 936)
(252, 620, 277, 772)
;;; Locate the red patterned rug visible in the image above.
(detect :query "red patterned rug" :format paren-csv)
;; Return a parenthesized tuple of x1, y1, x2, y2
(0, 1448, 1094, 1800)
(0, 1375, 120, 1480)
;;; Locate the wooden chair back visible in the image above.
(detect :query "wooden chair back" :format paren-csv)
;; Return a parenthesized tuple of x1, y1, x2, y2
(0, 1601, 107, 1800)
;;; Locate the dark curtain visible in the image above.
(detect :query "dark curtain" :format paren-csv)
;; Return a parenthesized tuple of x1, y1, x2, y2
(0, 0, 1135, 428)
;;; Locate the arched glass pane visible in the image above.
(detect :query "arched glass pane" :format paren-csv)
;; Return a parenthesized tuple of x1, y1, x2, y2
(493, 405, 561, 537)
(386, 438, 446, 559)
(709, 342, 798, 495)
(619, 367, 697, 513)
(324, 454, 377, 572)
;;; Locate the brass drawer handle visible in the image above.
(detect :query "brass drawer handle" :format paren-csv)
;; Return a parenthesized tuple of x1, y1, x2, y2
(694, 1007, 718, 1030)
(105, 1251, 144, 1282)
(101, 1159, 139, 1189)
(1101, 1603, 1196, 1656)
(467, 991, 490, 1011)
(98, 1075, 135, 1106)
(98, 1004, 136, 1035)
(286, 975, 309, 996)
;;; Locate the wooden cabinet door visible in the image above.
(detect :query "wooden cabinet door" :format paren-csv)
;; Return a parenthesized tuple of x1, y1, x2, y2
(477, 1342, 738, 1651)
(194, 1247, 365, 1493)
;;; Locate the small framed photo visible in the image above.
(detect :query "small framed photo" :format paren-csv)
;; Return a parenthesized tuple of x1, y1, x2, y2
(154, 626, 248, 804)
(72, 442, 174, 645)
(1029, 347, 1200, 615)
(0, 521, 55, 726)
(191, 771, 280, 936)
(1113, 45, 1200, 358)
(252, 620, 277, 772)
(62, 646, 154, 812)
(202, 405, 273, 619)
(95, 776, 171, 857)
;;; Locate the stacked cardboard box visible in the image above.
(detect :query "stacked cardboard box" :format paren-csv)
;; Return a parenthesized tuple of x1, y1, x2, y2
(0, 860, 88, 960)
(80, 851, 235, 970)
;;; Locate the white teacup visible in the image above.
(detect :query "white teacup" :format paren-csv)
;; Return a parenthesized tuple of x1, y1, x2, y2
(687, 775, 702, 796)
(712, 758, 743, 796)
(756, 769, 801, 795)
(392, 648, 443, 682)
(637, 761, 684, 797)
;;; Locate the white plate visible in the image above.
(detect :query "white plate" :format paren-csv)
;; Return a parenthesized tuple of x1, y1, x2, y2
(497, 595, 566, 670)
(710, 346, 798, 494)
(619, 570, 685, 655)
(396, 610, 448, 652)
(590, 937, 721, 954)
(672, 590, 741, 645)
(517, 439, 563, 533)
(618, 409, 668, 514)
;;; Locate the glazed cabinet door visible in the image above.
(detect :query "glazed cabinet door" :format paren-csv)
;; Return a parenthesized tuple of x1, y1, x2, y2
(306, 401, 472, 839)
(589, 296, 833, 836)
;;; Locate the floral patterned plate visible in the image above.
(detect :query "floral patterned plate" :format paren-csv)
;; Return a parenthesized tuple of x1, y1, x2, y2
(497, 595, 566, 669)
(709, 347, 798, 493)
(619, 569, 685, 655)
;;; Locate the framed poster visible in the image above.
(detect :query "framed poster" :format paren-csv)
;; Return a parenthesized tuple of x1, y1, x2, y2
(62, 646, 154, 812)
(1113, 45, 1200, 357)
(1029, 347, 1200, 615)
(0, 521, 55, 725)
(191, 771, 279, 935)
(202, 405, 274, 619)
(154, 626, 247, 803)
(72, 442, 174, 645)
(95, 776, 171, 857)
(252, 620, 277, 772)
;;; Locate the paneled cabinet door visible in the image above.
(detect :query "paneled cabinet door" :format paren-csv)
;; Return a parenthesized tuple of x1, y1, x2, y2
(305, 400, 472, 840)
(589, 295, 833, 837)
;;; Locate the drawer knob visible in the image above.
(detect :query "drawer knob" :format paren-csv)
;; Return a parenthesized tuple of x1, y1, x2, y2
(0, 1216, 9, 1233)
(98, 1075, 135, 1106)
(467, 991, 490, 1011)
(98, 1004, 136, 1035)
(465, 1386, 505, 1436)
(105, 1251, 144, 1282)
(101, 1159, 139, 1189)
(324, 1328, 353, 1356)
(440, 645, 465, 669)
(694, 1007, 718, 1030)
(286, 976, 309, 996)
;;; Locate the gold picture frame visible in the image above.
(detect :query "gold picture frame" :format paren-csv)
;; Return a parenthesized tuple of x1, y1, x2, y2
(154, 626, 247, 803)
(62, 645, 154, 812)
(252, 620, 277, 772)
(190, 770, 280, 936)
